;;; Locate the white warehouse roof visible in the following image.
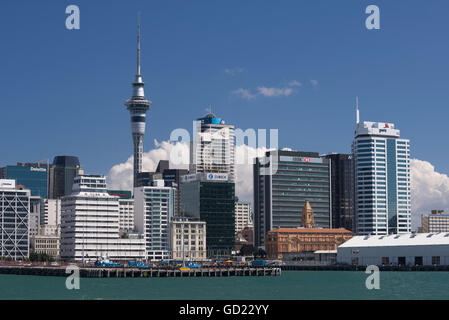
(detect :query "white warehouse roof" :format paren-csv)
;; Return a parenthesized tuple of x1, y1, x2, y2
(339, 233, 449, 248)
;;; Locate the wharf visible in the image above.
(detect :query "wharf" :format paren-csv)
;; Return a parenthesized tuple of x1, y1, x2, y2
(0, 266, 282, 278)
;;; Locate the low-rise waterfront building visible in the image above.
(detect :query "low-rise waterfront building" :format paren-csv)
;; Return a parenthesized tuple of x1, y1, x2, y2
(170, 217, 206, 261)
(31, 235, 60, 258)
(337, 233, 449, 266)
(266, 227, 353, 260)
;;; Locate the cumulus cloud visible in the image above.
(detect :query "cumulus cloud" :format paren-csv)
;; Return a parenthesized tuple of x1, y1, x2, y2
(107, 140, 189, 190)
(411, 159, 449, 228)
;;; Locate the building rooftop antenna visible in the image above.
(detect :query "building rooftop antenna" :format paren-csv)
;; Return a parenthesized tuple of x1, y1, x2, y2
(356, 96, 360, 124)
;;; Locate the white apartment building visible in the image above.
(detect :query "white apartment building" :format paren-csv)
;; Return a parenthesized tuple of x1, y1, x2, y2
(0, 179, 30, 260)
(134, 181, 175, 261)
(352, 112, 411, 235)
(235, 201, 252, 235)
(190, 113, 235, 181)
(170, 218, 206, 261)
(60, 175, 145, 262)
(40, 198, 61, 235)
(119, 198, 134, 232)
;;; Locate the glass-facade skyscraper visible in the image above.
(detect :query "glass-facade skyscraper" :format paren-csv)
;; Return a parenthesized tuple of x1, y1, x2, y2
(180, 173, 235, 257)
(253, 150, 331, 248)
(325, 153, 354, 231)
(51, 156, 82, 199)
(352, 120, 411, 235)
(0, 164, 48, 198)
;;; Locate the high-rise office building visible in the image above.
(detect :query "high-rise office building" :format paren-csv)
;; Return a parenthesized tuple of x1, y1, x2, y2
(60, 175, 145, 261)
(325, 153, 355, 231)
(1, 164, 49, 198)
(420, 210, 449, 233)
(0, 180, 30, 260)
(155, 160, 188, 217)
(352, 108, 411, 235)
(29, 196, 41, 237)
(39, 198, 61, 236)
(51, 156, 83, 199)
(235, 201, 252, 235)
(253, 150, 331, 248)
(190, 113, 235, 181)
(134, 180, 175, 261)
(107, 190, 134, 233)
(180, 173, 235, 257)
(124, 19, 152, 188)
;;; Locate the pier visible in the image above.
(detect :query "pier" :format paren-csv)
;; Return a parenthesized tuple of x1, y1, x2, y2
(0, 266, 282, 278)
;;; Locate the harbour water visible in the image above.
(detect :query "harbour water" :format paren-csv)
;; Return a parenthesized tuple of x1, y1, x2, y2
(1, 271, 448, 300)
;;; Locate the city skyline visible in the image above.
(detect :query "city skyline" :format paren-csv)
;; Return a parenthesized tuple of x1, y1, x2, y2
(2, 1, 449, 228)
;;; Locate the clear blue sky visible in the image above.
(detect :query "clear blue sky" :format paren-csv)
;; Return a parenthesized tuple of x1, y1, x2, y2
(1, 0, 448, 175)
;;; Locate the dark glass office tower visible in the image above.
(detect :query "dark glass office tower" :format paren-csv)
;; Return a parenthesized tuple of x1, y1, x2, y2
(253, 150, 331, 248)
(51, 156, 82, 199)
(180, 173, 235, 257)
(325, 153, 354, 231)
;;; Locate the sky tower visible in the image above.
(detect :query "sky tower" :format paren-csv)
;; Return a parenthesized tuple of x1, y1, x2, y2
(125, 14, 152, 188)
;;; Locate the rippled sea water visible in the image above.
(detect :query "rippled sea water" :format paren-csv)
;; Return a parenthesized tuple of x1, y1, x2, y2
(1, 271, 448, 300)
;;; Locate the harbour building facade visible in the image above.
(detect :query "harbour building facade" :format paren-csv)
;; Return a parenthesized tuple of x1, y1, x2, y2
(253, 150, 331, 248)
(352, 117, 411, 235)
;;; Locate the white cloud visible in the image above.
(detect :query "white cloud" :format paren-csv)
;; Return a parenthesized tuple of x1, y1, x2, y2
(107, 140, 189, 190)
(224, 67, 244, 76)
(232, 88, 256, 100)
(256, 86, 293, 97)
(289, 80, 302, 87)
(310, 79, 319, 87)
(411, 159, 449, 228)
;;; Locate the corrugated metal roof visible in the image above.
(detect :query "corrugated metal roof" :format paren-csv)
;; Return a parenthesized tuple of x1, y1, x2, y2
(339, 233, 449, 247)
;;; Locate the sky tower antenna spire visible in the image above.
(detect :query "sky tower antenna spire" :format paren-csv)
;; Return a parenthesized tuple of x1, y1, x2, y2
(356, 96, 360, 124)
(137, 11, 141, 76)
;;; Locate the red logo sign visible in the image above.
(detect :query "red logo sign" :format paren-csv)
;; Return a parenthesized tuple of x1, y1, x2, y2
(385, 123, 389, 128)
(304, 158, 310, 162)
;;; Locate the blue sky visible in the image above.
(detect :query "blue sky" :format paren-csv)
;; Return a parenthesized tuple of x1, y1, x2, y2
(1, 0, 449, 176)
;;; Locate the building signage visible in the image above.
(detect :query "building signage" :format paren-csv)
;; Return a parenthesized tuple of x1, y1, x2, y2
(0, 179, 16, 188)
(280, 156, 323, 164)
(206, 173, 228, 181)
(30, 167, 47, 172)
